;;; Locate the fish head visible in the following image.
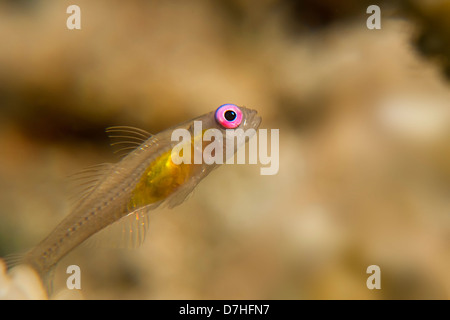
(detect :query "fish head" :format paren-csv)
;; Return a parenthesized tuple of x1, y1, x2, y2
(199, 104, 262, 162)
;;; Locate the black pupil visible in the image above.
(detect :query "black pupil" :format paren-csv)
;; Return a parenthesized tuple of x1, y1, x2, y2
(224, 110, 236, 121)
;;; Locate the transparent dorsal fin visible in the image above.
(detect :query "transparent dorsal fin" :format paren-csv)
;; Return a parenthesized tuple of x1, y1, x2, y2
(83, 204, 158, 249)
(66, 163, 114, 206)
(105, 126, 152, 158)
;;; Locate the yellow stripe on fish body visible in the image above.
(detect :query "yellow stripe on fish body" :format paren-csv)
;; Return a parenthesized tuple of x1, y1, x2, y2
(128, 149, 192, 210)
(127, 131, 204, 210)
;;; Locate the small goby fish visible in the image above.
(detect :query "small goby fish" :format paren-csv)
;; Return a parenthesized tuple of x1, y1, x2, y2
(18, 104, 261, 284)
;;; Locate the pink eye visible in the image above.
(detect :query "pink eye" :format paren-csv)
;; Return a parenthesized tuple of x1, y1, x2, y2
(215, 104, 243, 129)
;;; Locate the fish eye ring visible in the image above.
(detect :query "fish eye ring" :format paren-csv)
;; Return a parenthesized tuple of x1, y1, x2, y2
(215, 104, 243, 129)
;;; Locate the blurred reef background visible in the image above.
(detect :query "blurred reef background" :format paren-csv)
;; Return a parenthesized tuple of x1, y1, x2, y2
(0, 0, 450, 299)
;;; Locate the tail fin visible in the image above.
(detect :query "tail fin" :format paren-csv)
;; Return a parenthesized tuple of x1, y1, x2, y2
(3, 252, 55, 297)
(4, 253, 26, 270)
(1, 254, 49, 299)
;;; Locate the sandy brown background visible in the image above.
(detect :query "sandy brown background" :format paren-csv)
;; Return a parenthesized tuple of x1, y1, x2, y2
(0, 0, 449, 299)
